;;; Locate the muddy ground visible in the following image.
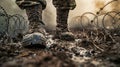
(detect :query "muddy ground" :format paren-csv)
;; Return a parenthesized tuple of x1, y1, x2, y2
(0, 29, 120, 67)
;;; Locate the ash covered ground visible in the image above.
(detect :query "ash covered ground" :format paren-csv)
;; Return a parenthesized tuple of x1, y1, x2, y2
(0, 28, 120, 67)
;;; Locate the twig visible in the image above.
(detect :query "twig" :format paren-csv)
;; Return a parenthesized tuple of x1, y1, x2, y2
(93, 42, 104, 52)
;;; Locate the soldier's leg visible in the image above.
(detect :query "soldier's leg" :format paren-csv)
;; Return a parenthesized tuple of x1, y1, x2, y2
(56, 9, 69, 33)
(23, 4, 47, 47)
(15, 0, 47, 47)
(16, 0, 46, 29)
(55, 8, 75, 41)
(52, 0, 76, 40)
(26, 4, 45, 33)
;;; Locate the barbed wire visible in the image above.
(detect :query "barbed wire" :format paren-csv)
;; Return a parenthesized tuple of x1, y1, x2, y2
(8, 14, 28, 38)
(71, 0, 120, 31)
(0, 6, 8, 34)
(0, 5, 28, 40)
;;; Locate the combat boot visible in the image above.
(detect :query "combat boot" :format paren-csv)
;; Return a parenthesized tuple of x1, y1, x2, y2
(52, 0, 76, 41)
(16, 0, 47, 48)
(54, 9, 75, 41)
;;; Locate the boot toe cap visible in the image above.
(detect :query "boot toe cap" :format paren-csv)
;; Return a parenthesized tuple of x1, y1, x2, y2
(22, 32, 46, 48)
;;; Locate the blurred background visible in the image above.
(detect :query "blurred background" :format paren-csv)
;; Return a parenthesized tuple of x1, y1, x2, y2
(0, 0, 120, 30)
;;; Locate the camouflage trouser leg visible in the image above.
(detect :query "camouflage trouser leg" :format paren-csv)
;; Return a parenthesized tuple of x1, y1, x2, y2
(26, 4, 43, 31)
(56, 9, 69, 34)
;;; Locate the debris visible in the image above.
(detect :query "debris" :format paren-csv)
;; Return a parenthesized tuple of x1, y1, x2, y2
(46, 35, 56, 48)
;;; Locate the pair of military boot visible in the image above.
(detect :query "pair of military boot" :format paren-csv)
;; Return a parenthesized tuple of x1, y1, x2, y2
(16, 0, 76, 47)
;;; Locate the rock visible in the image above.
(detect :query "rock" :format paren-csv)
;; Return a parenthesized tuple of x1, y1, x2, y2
(60, 32, 75, 41)
(71, 47, 92, 57)
(22, 32, 46, 48)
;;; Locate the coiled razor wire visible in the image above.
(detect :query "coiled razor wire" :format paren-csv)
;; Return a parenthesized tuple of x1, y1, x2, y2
(114, 12, 120, 29)
(81, 12, 98, 29)
(8, 14, 28, 38)
(0, 5, 28, 39)
(0, 6, 8, 35)
(71, 0, 120, 31)
(102, 11, 117, 30)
